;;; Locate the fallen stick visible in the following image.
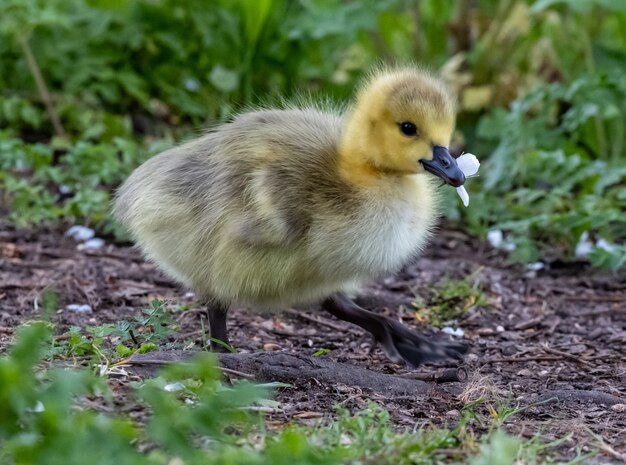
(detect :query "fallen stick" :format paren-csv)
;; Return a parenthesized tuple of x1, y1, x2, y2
(398, 367, 468, 383)
(528, 389, 625, 407)
(513, 316, 544, 331)
(121, 353, 255, 380)
(541, 345, 593, 367)
(286, 309, 360, 334)
(483, 355, 562, 364)
(564, 295, 626, 303)
(128, 350, 436, 396)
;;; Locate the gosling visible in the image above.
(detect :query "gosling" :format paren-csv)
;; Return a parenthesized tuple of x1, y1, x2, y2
(114, 67, 468, 366)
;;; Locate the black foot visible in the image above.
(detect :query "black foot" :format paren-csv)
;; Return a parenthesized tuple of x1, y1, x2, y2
(322, 294, 468, 367)
(375, 316, 468, 366)
(206, 300, 231, 353)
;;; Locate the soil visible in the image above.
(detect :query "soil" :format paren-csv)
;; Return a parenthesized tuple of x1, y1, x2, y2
(1, 221, 625, 463)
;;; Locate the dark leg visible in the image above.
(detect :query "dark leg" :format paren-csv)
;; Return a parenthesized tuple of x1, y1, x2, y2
(206, 300, 230, 352)
(322, 293, 467, 367)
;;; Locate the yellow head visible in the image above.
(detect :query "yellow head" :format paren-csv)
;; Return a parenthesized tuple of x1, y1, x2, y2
(340, 68, 465, 187)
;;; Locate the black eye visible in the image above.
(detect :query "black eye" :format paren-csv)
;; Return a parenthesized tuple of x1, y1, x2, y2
(399, 121, 418, 136)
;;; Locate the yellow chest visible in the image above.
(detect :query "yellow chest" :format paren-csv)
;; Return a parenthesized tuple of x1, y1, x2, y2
(309, 174, 437, 279)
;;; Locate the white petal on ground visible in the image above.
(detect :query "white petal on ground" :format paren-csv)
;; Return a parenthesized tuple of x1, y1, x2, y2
(65, 225, 95, 242)
(596, 238, 616, 253)
(164, 382, 186, 392)
(78, 238, 105, 251)
(66, 304, 93, 313)
(487, 229, 504, 248)
(526, 261, 545, 271)
(575, 231, 593, 258)
(456, 186, 470, 207)
(502, 240, 517, 251)
(457, 153, 480, 176)
(487, 229, 516, 251)
(442, 327, 465, 337)
(26, 401, 45, 413)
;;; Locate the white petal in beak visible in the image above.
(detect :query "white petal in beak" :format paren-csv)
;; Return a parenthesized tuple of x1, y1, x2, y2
(455, 153, 480, 207)
(457, 153, 480, 177)
(456, 186, 469, 207)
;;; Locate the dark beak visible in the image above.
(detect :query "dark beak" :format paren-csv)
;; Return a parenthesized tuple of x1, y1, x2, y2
(420, 146, 465, 187)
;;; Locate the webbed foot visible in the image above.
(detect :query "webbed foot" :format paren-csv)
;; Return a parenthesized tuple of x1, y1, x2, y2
(322, 293, 468, 367)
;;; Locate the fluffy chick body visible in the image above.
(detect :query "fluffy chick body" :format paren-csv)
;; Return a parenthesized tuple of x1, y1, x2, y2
(114, 69, 451, 309)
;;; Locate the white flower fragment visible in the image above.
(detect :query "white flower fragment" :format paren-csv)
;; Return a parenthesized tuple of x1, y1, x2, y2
(526, 261, 545, 271)
(487, 229, 516, 251)
(163, 382, 186, 392)
(456, 153, 480, 176)
(66, 303, 93, 314)
(65, 225, 95, 242)
(442, 327, 465, 337)
(26, 401, 45, 413)
(575, 232, 593, 258)
(596, 238, 616, 253)
(487, 229, 504, 248)
(456, 186, 470, 207)
(455, 153, 480, 207)
(78, 237, 105, 251)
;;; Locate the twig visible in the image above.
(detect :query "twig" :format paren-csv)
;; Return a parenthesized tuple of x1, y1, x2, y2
(286, 309, 360, 334)
(398, 367, 468, 383)
(125, 357, 255, 379)
(483, 355, 562, 364)
(128, 329, 140, 348)
(220, 367, 255, 380)
(84, 250, 145, 262)
(565, 295, 626, 303)
(18, 35, 65, 138)
(513, 316, 544, 331)
(577, 307, 625, 318)
(541, 345, 593, 367)
(546, 317, 561, 335)
(587, 429, 626, 463)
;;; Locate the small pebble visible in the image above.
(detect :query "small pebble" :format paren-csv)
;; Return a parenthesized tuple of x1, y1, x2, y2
(445, 409, 459, 418)
(66, 304, 93, 314)
(610, 403, 626, 413)
(501, 344, 518, 356)
(65, 225, 95, 242)
(263, 343, 281, 351)
(516, 369, 532, 377)
(496, 325, 505, 333)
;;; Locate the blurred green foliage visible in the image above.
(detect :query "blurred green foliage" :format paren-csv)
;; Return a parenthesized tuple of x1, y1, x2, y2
(0, 0, 625, 268)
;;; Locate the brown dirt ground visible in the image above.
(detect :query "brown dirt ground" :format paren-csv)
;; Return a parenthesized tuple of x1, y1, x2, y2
(1, 221, 625, 463)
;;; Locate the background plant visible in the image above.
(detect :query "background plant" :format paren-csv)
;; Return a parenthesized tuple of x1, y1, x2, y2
(1, 0, 625, 269)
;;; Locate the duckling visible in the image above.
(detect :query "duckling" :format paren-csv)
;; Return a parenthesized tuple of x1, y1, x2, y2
(114, 67, 468, 367)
